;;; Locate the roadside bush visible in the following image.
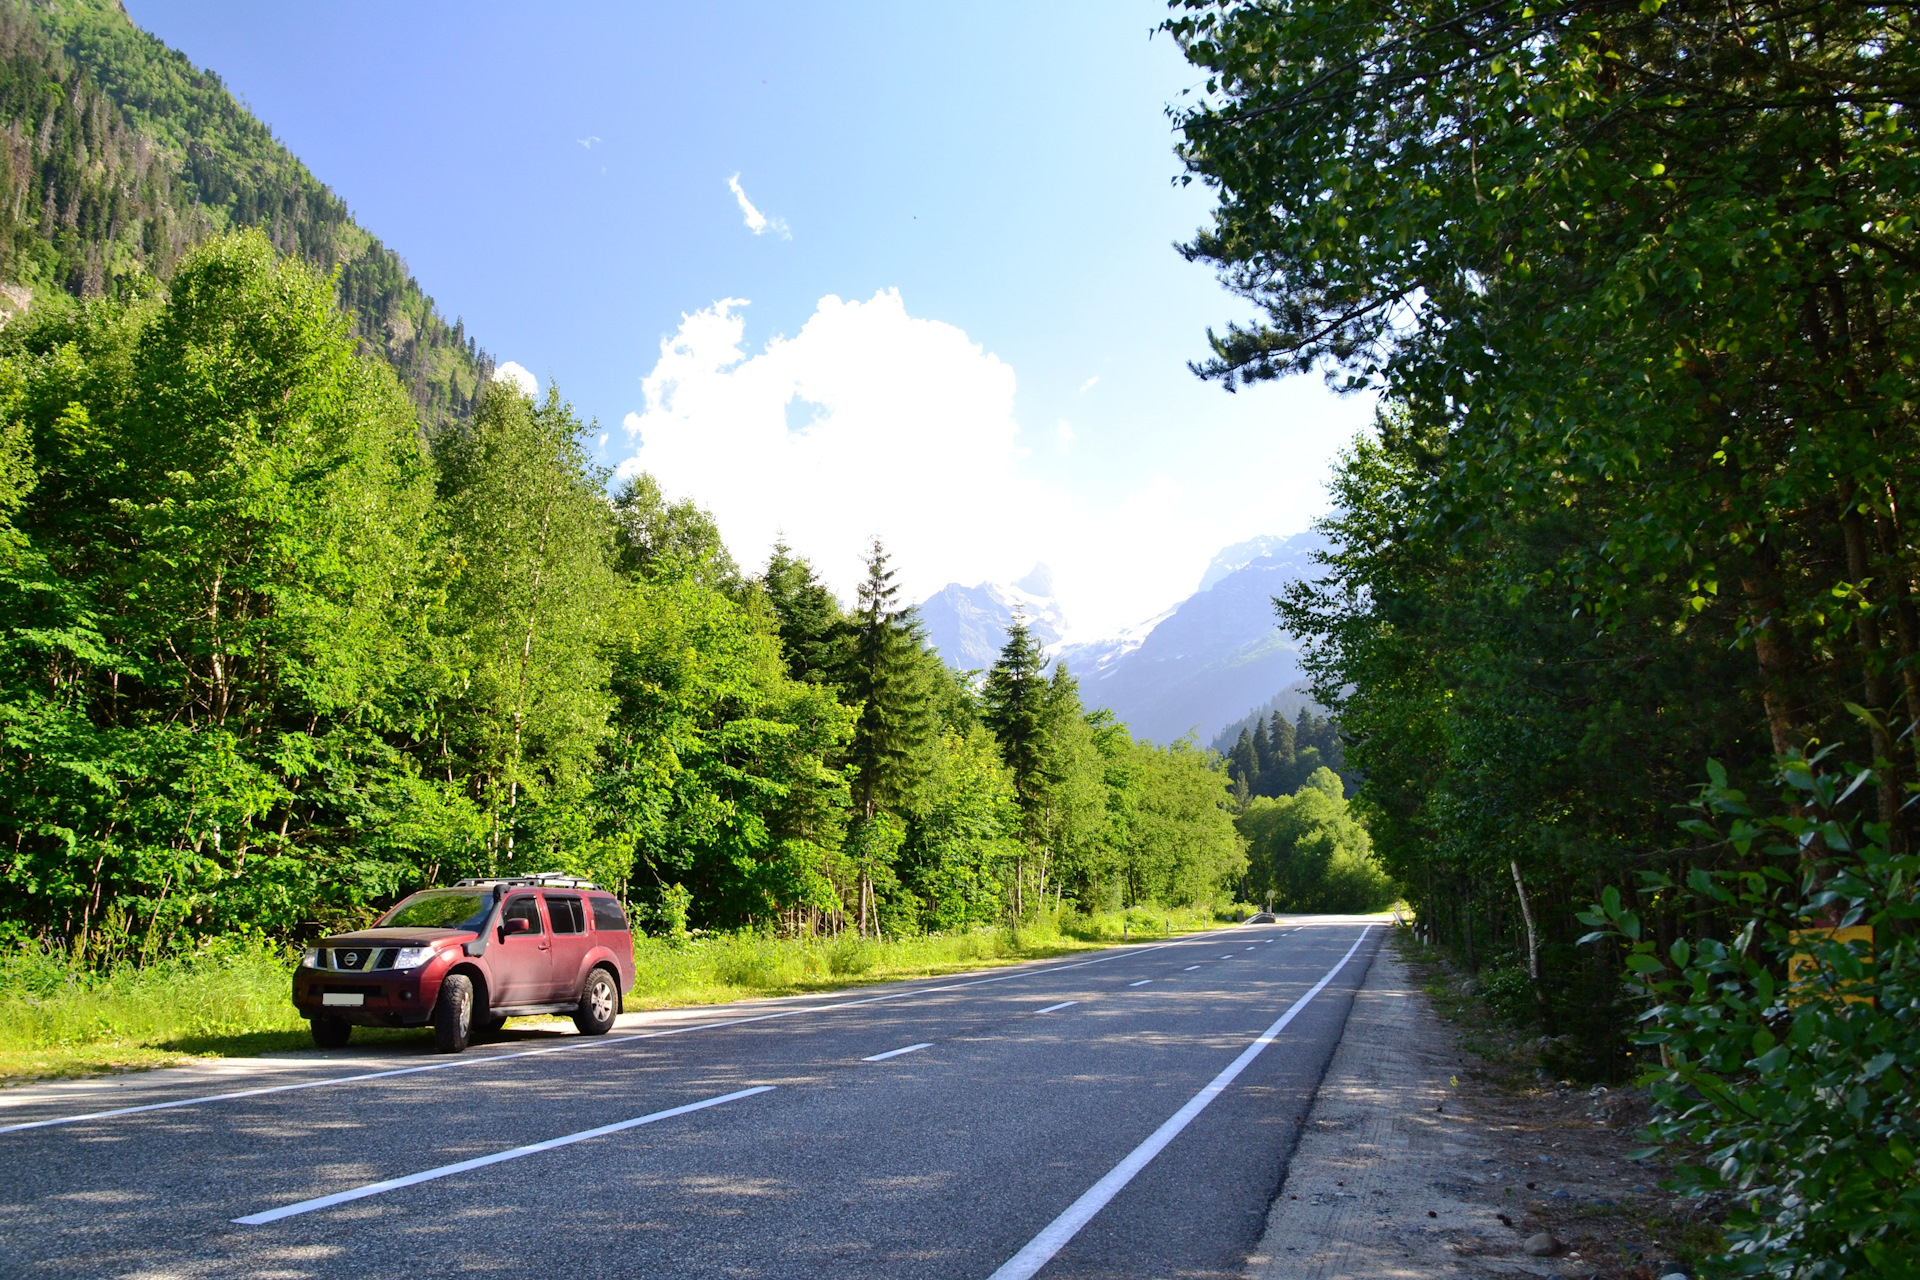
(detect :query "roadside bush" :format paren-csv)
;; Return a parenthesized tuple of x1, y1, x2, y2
(1582, 757, 1920, 1279)
(0, 936, 303, 1055)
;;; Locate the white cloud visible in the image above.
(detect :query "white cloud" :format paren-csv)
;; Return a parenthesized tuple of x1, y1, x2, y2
(616, 291, 1248, 639)
(493, 361, 538, 399)
(727, 173, 789, 239)
(1077, 375, 1099, 394)
(1054, 419, 1075, 452)
(576, 135, 601, 149)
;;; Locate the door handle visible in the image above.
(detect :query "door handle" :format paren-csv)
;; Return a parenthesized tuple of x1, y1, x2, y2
(538, 942, 550, 950)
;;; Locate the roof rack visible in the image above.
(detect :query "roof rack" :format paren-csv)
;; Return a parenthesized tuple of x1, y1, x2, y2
(452, 874, 601, 891)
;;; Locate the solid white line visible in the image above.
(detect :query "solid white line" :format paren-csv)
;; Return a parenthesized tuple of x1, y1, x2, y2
(1183, 965, 1200, 971)
(3, 928, 1248, 1136)
(233, 1085, 774, 1225)
(1036, 1001, 1077, 1014)
(1128, 980, 1152, 987)
(862, 1043, 932, 1062)
(985, 927, 1373, 1280)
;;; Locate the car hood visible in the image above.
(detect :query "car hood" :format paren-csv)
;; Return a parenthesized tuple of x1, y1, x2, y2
(317, 927, 476, 948)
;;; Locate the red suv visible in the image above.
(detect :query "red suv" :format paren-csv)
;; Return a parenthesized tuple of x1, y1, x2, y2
(292, 875, 637, 1053)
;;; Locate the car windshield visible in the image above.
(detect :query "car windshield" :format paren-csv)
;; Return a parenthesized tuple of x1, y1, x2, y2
(377, 891, 493, 931)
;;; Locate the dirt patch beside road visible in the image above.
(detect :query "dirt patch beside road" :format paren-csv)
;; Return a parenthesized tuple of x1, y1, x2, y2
(1245, 937, 1712, 1279)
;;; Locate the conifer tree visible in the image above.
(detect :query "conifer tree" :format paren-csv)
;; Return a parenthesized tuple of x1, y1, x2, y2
(843, 537, 931, 935)
(762, 540, 849, 685)
(983, 613, 1050, 917)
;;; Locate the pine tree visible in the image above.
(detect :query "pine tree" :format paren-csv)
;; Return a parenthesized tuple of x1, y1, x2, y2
(843, 538, 931, 936)
(1264, 710, 1297, 797)
(983, 613, 1050, 918)
(762, 540, 849, 685)
(1228, 728, 1259, 802)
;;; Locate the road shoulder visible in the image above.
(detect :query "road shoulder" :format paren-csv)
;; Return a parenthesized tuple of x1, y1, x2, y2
(1244, 940, 1647, 1279)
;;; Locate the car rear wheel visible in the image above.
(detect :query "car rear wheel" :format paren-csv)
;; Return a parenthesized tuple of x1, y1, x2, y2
(433, 973, 473, 1054)
(573, 968, 618, 1036)
(310, 1016, 351, 1049)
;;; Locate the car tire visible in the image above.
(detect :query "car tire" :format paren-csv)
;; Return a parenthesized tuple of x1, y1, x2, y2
(433, 973, 473, 1054)
(573, 968, 618, 1036)
(310, 1016, 351, 1049)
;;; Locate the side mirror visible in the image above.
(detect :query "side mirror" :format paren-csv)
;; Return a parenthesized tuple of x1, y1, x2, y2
(502, 917, 533, 936)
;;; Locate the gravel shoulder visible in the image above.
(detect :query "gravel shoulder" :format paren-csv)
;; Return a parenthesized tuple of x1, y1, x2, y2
(1245, 936, 1707, 1280)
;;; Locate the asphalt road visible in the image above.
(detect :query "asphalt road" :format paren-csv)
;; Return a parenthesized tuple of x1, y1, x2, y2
(0, 920, 1381, 1280)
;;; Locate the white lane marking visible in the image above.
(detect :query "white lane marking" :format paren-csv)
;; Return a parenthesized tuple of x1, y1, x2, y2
(3, 928, 1248, 1136)
(233, 1085, 774, 1226)
(986, 927, 1373, 1280)
(1183, 965, 1201, 971)
(1222, 954, 1237, 959)
(1128, 980, 1152, 987)
(862, 1043, 932, 1062)
(1036, 1001, 1077, 1014)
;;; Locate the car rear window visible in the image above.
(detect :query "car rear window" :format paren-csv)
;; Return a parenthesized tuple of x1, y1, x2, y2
(546, 895, 585, 934)
(590, 897, 628, 932)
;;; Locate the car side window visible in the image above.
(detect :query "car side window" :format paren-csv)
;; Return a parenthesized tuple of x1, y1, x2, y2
(546, 895, 585, 934)
(590, 897, 627, 932)
(502, 896, 544, 935)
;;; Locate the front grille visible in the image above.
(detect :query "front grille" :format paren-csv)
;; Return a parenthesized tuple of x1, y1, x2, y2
(324, 947, 398, 971)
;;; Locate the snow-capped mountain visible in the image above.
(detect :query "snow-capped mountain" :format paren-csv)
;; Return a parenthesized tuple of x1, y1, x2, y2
(916, 532, 1326, 746)
(917, 564, 1069, 673)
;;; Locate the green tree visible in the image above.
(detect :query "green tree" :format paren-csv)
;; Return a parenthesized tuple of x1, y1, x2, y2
(982, 614, 1050, 917)
(0, 232, 445, 949)
(433, 379, 615, 868)
(610, 472, 740, 592)
(761, 540, 849, 686)
(842, 538, 932, 936)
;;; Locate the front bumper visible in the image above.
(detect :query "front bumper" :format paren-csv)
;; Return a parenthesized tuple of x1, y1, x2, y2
(292, 971, 436, 1026)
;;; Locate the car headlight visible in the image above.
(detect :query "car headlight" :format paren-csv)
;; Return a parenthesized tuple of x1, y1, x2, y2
(301, 948, 322, 968)
(393, 947, 438, 970)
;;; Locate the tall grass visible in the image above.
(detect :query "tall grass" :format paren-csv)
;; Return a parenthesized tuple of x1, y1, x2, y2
(0, 904, 1241, 1082)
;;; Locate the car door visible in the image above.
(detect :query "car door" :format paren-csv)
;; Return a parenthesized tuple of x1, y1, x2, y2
(541, 893, 592, 1002)
(490, 893, 553, 1007)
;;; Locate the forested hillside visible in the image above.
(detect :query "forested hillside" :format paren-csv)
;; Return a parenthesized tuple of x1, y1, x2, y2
(0, 0, 486, 431)
(1169, 0, 1920, 1271)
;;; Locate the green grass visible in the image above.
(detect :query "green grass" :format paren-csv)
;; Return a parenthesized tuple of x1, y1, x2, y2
(0, 904, 1240, 1085)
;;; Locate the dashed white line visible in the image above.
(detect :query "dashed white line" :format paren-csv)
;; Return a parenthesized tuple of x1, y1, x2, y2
(985, 927, 1374, 1280)
(1183, 965, 1201, 971)
(1128, 980, 1152, 987)
(1036, 1001, 1077, 1014)
(233, 1085, 775, 1226)
(862, 1043, 932, 1062)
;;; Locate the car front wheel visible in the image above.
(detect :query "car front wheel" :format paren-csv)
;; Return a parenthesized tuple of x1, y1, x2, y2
(433, 973, 473, 1054)
(310, 1016, 351, 1049)
(573, 968, 618, 1036)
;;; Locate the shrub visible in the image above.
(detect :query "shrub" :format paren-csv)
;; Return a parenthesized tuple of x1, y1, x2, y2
(1581, 757, 1920, 1279)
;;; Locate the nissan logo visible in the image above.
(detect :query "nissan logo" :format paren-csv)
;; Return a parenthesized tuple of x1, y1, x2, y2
(341, 951, 361, 968)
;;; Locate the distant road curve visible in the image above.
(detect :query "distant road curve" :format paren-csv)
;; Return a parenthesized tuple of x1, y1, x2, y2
(0, 918, 1383, 1279)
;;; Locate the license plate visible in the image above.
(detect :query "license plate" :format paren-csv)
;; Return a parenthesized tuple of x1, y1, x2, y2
(322, 993, 364, 1007)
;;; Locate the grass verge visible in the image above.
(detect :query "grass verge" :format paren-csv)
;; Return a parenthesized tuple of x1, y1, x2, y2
(1, 904, 1237, 1085)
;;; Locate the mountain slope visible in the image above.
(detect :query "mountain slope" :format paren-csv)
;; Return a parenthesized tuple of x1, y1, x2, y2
(1057, 530, 1326, 745)
(0, 0, 487, 429)
(918, 564, 1067, 672)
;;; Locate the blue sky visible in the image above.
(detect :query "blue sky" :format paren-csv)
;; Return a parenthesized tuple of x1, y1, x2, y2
(127, 0, 1372, 639)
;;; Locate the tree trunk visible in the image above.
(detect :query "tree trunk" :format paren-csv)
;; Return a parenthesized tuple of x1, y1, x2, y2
(1510, 860, 1554, 1033)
